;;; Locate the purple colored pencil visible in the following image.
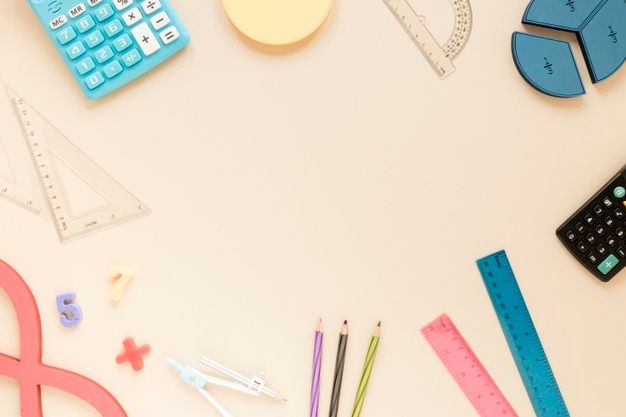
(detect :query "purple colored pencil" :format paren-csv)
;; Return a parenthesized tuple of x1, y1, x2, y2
(310, 319, 324, 417)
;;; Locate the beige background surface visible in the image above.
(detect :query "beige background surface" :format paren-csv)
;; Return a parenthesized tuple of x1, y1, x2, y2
(1, 0, 626, 416)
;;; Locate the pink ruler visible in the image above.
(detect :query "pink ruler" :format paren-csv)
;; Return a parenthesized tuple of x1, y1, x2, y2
(421, 314, 518, 417)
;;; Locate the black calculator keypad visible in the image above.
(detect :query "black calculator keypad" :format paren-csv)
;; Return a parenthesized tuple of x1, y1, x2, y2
(557, 167, 626, 281)
(586, 233, 597, 244)
(607, 236, 618, 247)
(584, 213, 596, 225)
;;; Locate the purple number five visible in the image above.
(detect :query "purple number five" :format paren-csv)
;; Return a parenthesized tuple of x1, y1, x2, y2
(56, 292, 83, 328)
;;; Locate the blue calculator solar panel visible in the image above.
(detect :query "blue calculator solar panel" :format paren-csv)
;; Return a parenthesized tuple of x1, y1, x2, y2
(512, 32, 585, 98)
(577, 0, 626, 82)
(29, 0, 190, 100)
(523, 0, 606, 32)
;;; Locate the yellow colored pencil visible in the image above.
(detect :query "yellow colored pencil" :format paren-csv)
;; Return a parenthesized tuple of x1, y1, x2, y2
(350, 322, 381, 417)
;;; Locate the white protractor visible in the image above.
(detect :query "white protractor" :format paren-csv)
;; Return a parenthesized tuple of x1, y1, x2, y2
(383, 0, 473, 78)
(5, 86, 150, 243)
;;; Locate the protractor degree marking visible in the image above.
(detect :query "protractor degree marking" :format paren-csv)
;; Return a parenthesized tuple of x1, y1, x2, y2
(383, 0, 472, 77)
(443, 0, 473, 57)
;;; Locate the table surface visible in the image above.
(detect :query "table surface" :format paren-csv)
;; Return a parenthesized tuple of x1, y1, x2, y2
(1, 0, 626, 416)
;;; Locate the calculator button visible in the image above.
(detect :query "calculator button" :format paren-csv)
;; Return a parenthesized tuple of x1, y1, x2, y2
(104, 19, 124, 37)
(88, 0, 103, 6)
(593, 205, 605, 217)
(76, 15, 96, 33)
(69, 3, 87, 19)
(49, 15, 68, 30)
(66, 41, 87, 59)
(113, 34, 133, 52)
(113, 0, 134, 11)
(56, 27, 77, 45)
(85, 30, 105, 48)
(603, 197, 614, 208)
(122, 48, 143, 67)
(583, 213, 596, 225)
(586, 233, 597, 245)
(614, 207, 625, 220)
(103, 60, 124, 78)
(607, 236, 618, 247)
(159, 26, 180, 44)
(614, 186, 626, 199)
(597, 243, 608, 255)
(132, 23, 160, 55)
(587, 252, 599, 264)
(141, 0, 161, 14)
(94, 45, 114, 63)
(150, 11, 170, 30)
(575, 222, 586, 234)
(577, 241, 589, 253)
(95, 4, 114, 22)
(598, 254, 620, 276)
(566, 230, 577, 242)
(596, 225, 607, 236)
(122, 7, 142, 26)
(84, 71, 105, 89)
(75, 56, 95, 75)
(617, 227, 625, 239)
(618, 247, 626, 258)
(605, 216, 616, 228)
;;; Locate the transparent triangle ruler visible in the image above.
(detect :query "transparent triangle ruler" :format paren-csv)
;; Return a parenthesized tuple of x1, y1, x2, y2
(0, 134, 49, 219)
(383, 0, 473, 78)
(1, 85, 150, 242)
(0, 84, 49, 219)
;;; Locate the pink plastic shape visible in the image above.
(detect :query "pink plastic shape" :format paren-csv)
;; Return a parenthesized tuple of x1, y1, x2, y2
(0, 260, 128, 417)
(422, 314, 519, 417)
(115, 338, 150, 371)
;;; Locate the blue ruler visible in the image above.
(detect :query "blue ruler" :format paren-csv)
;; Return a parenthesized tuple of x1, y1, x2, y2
(476, 250, 570, 417)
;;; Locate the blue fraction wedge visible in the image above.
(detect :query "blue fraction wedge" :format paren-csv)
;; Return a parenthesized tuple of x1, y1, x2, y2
(512, 32, 585, 98)
(578, 0, 626, 82)
(523, 0, 606, 32)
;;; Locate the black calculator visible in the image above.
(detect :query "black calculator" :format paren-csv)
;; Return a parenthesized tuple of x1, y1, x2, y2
(556, 165, 626, 282)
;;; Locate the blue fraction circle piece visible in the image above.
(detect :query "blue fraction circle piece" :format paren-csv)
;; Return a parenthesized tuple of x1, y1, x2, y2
(578, 0, 626, 83)
(523, 0, 606, 32)
(512, 32, 586, 98)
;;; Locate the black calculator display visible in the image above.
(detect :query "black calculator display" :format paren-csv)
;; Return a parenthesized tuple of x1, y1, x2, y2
(556, 165, 626, 282)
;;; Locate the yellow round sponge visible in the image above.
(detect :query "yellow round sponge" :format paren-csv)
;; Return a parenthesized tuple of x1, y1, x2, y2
(222, 0, 334, 46)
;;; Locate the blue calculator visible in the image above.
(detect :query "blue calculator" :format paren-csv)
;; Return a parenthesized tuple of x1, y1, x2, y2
(28, 0, 190, 100)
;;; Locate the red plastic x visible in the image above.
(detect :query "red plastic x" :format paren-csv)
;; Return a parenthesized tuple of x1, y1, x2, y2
(116, 338, 151, 371)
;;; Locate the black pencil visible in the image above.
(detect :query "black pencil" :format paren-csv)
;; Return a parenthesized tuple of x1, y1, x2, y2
(329, 320, 349, 417)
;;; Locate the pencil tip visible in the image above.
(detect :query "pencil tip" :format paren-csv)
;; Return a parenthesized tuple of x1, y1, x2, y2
(316, 319, 323, 332)
(377, 321, 382, 327)
(343, 320, 348, 324)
